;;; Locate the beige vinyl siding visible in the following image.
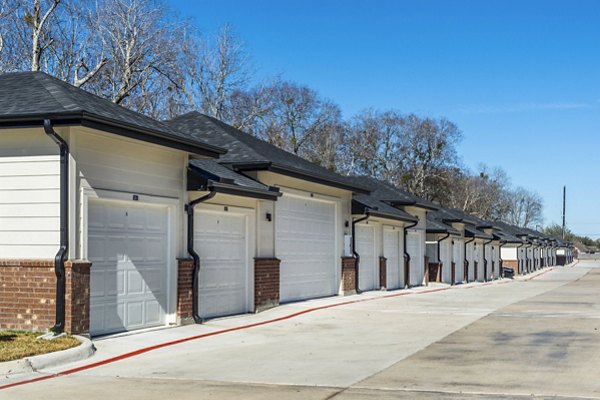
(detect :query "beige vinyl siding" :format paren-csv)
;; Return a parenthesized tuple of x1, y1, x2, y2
(0, 155, 60, 258)
(73, 128, 185, 199)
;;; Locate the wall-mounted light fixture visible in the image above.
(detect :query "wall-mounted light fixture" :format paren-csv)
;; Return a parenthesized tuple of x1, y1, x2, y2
(266, 212, 272, 222)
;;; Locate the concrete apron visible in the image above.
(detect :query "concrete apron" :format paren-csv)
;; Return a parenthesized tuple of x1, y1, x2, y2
(1, 264, 591, 397)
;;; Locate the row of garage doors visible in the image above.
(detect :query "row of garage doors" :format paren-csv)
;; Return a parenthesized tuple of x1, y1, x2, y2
(87, 191, 340, 336)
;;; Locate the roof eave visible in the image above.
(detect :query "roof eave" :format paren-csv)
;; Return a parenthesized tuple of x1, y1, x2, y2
(234, 163, 371, 194)
(0, 112, 227, 157)
(207, 181, 281, 201)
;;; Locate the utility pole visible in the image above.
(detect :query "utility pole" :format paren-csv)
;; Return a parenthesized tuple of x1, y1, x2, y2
(562, 186, 566, 239)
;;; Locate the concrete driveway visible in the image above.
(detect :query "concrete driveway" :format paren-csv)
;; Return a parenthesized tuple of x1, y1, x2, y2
(2, 261, 598, 399)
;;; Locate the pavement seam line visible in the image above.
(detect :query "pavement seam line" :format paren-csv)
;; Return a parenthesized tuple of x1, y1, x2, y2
(346, 385, 600, 400)
(0, 267, 561, 391)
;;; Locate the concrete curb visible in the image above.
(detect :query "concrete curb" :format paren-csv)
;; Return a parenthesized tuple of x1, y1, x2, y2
(0, 335, 95, 376)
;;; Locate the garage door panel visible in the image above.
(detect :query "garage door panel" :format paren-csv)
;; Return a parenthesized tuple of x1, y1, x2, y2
(407, 231, 422, 286)
(126, 302, 144, 326)
(89, 200, 168, 336)
(384, 227, 402, 290)
(126, 268, 145, 294)
(356, 225, 377, 292)
(196, 209, 250, 320)
(277, 194, 336, 303)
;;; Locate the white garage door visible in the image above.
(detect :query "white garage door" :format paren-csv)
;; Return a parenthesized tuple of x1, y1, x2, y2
(453, 239, 464, 284)
(466, 242, 475, 281)
(277, 193, 336, 303)
(356, 224, 377, 291)
(195, 207, 250, 319)
(440, 240, 452, 283)
(383, 226, 402, 290)
(89, 200, 168, 336)
(406, 231, 423, 287)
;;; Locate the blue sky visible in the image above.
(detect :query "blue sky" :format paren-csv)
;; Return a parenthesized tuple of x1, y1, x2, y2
(169, 0, 600, 237)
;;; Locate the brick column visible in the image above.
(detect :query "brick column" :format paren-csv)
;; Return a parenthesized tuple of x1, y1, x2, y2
(341, 256, 357, 294)
(428, 262, 441, 283)
(379, 256, 387, 289)
(424, 256, 429, 285)
(65, 260, 91, 334)
(0, 259, 91, 334)
(404, 255, 410, 288)
(255, 258, 280, 312)
(177, 258, 195, 324)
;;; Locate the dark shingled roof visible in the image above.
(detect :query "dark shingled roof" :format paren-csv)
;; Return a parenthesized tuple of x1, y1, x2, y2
(464, 225, 493, 240)
(344, 176, 438, 211)
(190, 159, 270, 191)
(426, 214, 460, 235)
(0, 71, 225, 156)
(189, 159, 281, 200)
(352, 193, 417, 223)
(167, 112, 370, 193)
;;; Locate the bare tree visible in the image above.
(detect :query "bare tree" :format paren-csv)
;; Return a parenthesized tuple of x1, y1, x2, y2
(338, 109, 404, 182)
(504, 187, 543, 228)
(0, 0, 8, 64)
(89, 0, 189, 117)
(444, 165, 511, 220)
(28, 0, 60, 71)
(44, 0, 107, 87)
(186, 24, 250, 119)
(0, 0, 107, 85)
(398, 114, 462, 199)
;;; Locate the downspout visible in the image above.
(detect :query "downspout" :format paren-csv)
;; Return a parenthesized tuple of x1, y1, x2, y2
(352, 214, 370, 293)
(403, 220, 418, 289)
(44, 120, 69, 334)
(437, 233, 451, 283)
(464, 237, 475, 283)
(482, 238, 493, 282)
(186, 190, 217, 323)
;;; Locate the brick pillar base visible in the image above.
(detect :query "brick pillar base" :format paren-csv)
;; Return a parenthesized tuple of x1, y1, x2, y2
(65, 260, 91, 334)
(428, 262, 441, 283)
(177, 258, 195, 325)
(0, 259, 91, 334)
(255, 258, 280, 312)
(379, 256, 387, 289)
(424, 256, 429, 285)
(341, 256, 357, 294)
(404, 255, 410, 288)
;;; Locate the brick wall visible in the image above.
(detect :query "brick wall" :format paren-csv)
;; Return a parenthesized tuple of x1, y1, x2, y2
(502, 259, 518, 273)
(379, 257, 387, 289)
(65, 260, 91, 334)
(341, 256, 356, 294)
(177, 258, 194, 324)
(0, 259, 91, 334)
(428, 262, 441, 283)
(255, 258, 280, 312)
